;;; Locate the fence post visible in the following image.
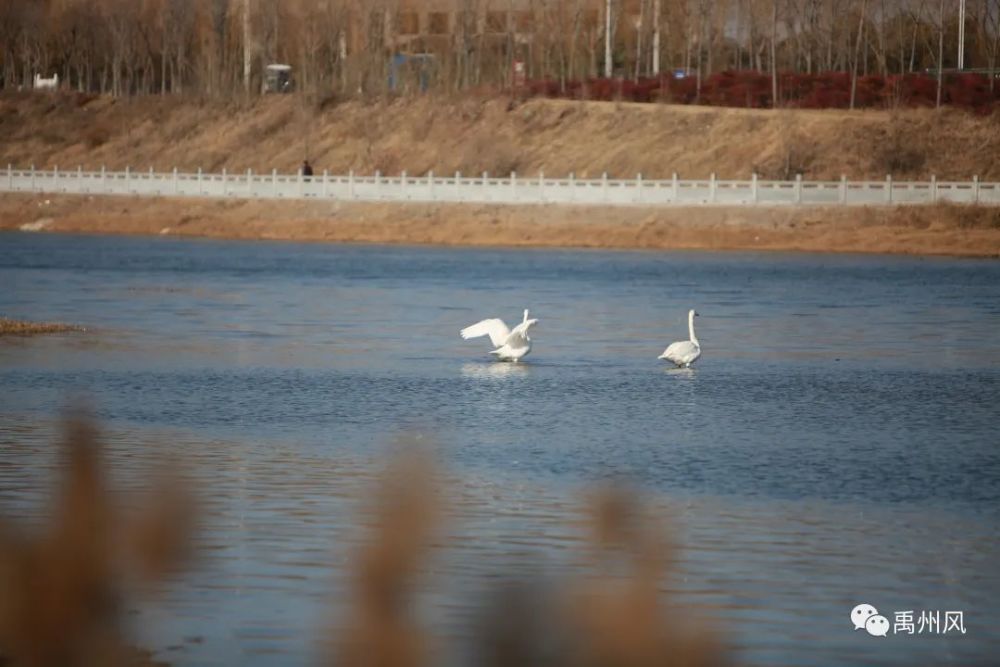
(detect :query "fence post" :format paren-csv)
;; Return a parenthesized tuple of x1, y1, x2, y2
(428, 170, 434, 200)
(222, 168, 228, 197)
(247, 168, 253, 197)
(636, 173, 643, 204)
(297, 167, 303, 197)
(197, 167, 202, 195)
(930, 174, 937, 203)
(6, 163, 11, 191)
(173, 167, 179, 195)
(885, 174, 892, 204)
(709, 173, 717, 203)
(602, 172, 608, 203)
(793, 174, 802, 204)
(568, 172, 575, 203)
(272, 168, 277, 197)
(510, 171, 516, 201)
(77, 165, 82, 193)
(401, 170, 407, 199)
(839, 175, 847, 205)
(538, 170, 544, 203)
(375, 170, 381, 199)
(672, 172, 679, 202)
(455, 171, 461, 201)
(322, 169, 328, 198)
(974, 175, 980, 203)
(124, 166, 130, 193)
(30, 164, 36, 191)
(54, 165, 58, 191)
(348, 169, 355, 199)
(751, 173, 758, 204)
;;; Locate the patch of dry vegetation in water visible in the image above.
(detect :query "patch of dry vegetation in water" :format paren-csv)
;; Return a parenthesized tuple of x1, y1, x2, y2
(1, 416, 728, 666)
(0, 317, 84, 336)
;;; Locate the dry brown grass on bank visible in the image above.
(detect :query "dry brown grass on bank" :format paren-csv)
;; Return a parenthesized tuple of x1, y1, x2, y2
(1, 193, 998, 257)
(2, 91, 1000, 182)
(0, 317, 84, 336)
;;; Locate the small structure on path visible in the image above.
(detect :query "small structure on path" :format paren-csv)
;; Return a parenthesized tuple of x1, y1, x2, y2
(33, 73, 59, 90)
(263, 64, 293, 93)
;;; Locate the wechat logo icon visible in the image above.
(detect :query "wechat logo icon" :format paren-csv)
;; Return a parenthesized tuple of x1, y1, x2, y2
(851, 603, 889, 637)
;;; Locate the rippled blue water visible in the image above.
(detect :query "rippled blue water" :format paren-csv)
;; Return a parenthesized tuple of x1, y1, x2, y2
(2, 232, 999, 665)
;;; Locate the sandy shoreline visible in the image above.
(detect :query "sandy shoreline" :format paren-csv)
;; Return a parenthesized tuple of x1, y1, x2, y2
(1, 193, 998, 257)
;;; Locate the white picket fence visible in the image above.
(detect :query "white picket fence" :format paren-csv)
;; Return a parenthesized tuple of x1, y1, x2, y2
(3, 165, 998, 207)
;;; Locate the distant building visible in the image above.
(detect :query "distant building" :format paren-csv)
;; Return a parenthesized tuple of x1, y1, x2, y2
(349, 0, 647, 55)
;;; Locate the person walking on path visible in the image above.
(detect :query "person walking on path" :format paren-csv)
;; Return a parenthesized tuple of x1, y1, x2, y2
(301, 160, 313, 181)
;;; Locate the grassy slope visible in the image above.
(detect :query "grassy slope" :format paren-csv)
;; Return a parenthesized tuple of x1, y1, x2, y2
(2, 91, 999, 181)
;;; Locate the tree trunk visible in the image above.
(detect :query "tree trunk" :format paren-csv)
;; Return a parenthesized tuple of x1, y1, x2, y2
(652, 0, 660, 75)
(634, 0, 644, 82)
(770, 0, 777, 107)
(936, 0, 944, 108)
(243, 0, 251, 95)
(849, 0, 868, 110)
(604, 0, 612, 77)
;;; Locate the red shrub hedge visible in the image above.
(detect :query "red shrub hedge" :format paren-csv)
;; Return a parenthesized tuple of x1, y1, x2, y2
(517, 70, 1000, 113)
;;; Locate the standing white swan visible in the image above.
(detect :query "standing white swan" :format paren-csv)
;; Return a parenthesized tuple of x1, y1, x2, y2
(461, 309, 538, 361)
(659, 310, 701, 367)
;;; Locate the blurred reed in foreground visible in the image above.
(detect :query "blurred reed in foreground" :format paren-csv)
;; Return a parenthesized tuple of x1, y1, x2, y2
(334, 459, 728, 667)
(1, 416, 727, 666)
(0, 415, 195, 667)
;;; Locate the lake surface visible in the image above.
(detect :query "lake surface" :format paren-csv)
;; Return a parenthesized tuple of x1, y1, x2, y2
(1, 232, 999, 665)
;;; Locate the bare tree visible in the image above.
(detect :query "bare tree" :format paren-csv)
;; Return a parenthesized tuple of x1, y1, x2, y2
(849, 0, 868, 109)
(982, 0, 1000, 89)
(770, 0, 778, 106)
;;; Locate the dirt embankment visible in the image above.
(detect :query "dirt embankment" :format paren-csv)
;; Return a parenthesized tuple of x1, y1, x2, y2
(1, 91, 1000, 181)
(1, 92, 999, 257)
(2, 193, 998, 257)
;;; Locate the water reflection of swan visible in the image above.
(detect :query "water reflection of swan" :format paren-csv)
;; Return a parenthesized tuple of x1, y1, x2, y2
(665, 365, 698, 422)
(460, 309, 538, 361)
(659, 309, 702, 367)
(460, 362, 529, 379)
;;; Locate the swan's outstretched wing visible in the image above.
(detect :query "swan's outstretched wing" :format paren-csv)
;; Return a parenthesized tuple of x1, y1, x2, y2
(504, 318, 536, 348)
(460, 318, 510, 347)
(659, 340, 700, 365)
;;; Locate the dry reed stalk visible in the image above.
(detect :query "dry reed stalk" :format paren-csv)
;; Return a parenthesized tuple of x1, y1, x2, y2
(0, 415, 195, 667)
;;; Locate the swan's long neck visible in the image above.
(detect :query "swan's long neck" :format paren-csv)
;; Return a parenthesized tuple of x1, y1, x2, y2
(688, 311, 699, 346)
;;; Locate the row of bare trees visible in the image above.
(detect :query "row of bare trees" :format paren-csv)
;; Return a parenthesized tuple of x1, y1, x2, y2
(1, 0, 998, 99)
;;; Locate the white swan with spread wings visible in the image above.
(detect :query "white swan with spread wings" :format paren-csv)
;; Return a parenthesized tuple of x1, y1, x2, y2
(461, 309, 538, 361)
